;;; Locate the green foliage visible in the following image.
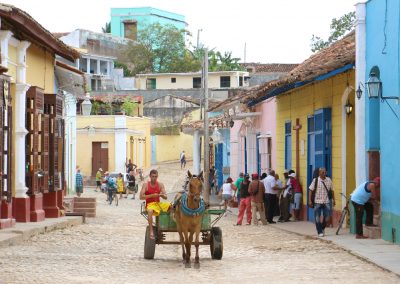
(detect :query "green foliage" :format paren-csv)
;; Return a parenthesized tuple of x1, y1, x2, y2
(91, 101, 101, 115)
(102, 22, 111, 33)
(310, 11, 355, 52)
(120, 23, 243, 74)
(121, 97, 138, 116)
(114, 61, 134, 77)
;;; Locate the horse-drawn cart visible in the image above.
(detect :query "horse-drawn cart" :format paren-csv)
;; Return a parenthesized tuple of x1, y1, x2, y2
(141, 203, 224, 260)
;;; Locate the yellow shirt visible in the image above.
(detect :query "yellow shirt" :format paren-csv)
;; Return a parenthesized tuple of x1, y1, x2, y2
(117, 178, 124, 193)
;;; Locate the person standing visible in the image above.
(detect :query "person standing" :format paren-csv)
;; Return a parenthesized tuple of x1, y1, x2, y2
(75, 169, 84, 197)
(95, 168, 103, 192)
(235, 173, 252, 225)
(263, 170, 280, 224)
(288, 171, 302, 221)
(308, 167, 335, 237)
(125, 159, 136, 174)
(219, 177, 237, 213)
(248, 173, 267, 225)
(350, 177, 380, 239)
(126, 170, 136, 199)
(139, 169, 170, 240)
(209, 166, 216, 195)
(234, 172, 244, 206)
(180, 151, 186, 169)
(116, 173, 125, 199)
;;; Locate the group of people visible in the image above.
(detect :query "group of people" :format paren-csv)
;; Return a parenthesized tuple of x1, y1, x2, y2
(217, 169, 303, 226)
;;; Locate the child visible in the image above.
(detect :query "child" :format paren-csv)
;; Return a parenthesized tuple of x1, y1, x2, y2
(117, 173, 125, 199)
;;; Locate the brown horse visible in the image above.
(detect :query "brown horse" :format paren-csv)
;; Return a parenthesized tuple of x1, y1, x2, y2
(174, 170, 205, 268)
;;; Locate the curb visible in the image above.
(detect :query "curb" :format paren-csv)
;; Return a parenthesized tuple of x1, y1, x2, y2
(0, 216, 83, 248)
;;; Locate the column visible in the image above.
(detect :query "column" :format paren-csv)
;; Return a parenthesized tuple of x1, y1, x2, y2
(86, 58, 90, 74)
(0, 31, 12, 67)
(355, 3, 367, 185)
(193, 130, 200, 175)
(114, 116, 127, 173)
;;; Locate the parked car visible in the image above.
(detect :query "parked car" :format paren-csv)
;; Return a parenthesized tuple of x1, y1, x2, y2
(108, 172, 129, 194)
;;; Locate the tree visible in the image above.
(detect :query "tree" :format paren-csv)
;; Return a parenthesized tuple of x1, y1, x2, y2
(102, 22, 111, 33)
(120, 23, 243, 74)
(310, 11, 355, 52)
(121, 97, 138, 116)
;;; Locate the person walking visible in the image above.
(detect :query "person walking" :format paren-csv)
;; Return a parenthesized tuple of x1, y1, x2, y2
(234, 173, 244, 206)
(219, 177, 237, 214)
(248, 173, 267, 225)
(350, 177, 380, 239)
(180, 151, 186, 169)
(235, 173, 252, 225)
(75, 169, 84, 197)
(263, 170, 280, 223)
(308, 167, 335, 237)
(95, 168, 102, 192)
(116, 173, 125, 199)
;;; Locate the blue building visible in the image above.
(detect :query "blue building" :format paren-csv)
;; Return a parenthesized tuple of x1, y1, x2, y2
(356, 1, 400, 244)
(110, 7, 187, 41)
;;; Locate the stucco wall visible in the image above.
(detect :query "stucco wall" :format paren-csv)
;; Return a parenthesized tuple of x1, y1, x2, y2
(276, 70, 355, 209)
(366, 0, 400, 243)
(26, 44, 54, 93)
(155, 133, 193, 163)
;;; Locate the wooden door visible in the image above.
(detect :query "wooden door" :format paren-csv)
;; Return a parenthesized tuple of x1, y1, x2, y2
(0, 78, 11, 201)
(92, 142, 108, 177)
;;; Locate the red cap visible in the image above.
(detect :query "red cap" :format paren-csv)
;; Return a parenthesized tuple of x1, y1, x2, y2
(251, 173, 259, 179)
(373, 177, 381, 186)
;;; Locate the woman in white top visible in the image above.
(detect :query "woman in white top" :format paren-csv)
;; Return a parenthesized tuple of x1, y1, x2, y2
(220, 177, 237, 212)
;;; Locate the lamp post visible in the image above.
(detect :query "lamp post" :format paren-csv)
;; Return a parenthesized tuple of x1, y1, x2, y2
(366, 71, 381, 99)
(81, 93, 92, 115)
(345, 100, 353, 116)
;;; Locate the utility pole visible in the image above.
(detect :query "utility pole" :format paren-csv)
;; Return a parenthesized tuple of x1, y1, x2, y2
(203, 48, 210, 204)
(196, 29, 202, 49)
(244, 42, 247, 64)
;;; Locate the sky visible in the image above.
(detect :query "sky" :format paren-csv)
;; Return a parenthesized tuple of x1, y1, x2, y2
(4, 0, 357, 64)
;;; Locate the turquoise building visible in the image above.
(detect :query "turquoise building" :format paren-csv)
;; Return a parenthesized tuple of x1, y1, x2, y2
(355, 0, 400, 244)
(110, 7, 186, 40)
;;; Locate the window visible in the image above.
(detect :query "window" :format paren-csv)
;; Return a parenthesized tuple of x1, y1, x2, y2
(123, 21, 137, 40)
(171, 78, 176, 83)
(239, 76, 243, 87)
(146, 78, 156, 90)
(220, 76, 231, 88)
(284, 121, 292, 170)
(193, 77, 201, 88)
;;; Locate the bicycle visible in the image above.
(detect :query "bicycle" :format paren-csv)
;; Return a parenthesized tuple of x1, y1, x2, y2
(336, 193, 350, 235)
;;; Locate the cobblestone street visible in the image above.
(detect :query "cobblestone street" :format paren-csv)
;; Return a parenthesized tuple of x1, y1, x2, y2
(0, 162, 398, 284)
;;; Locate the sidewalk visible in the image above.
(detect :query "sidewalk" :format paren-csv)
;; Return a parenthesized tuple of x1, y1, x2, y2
(0, 216, 83, 248)
(267, 219, 400, 276)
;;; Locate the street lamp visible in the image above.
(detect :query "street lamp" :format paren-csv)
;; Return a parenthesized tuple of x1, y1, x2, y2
(81, 93, 92, 115)
(345, 100, 353, 116)
(366, 69, 381, 99)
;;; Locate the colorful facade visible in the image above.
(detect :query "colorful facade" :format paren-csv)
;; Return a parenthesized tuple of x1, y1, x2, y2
(356, 0, 400, 244)
(76, 115, 151, 179)
(0, 4, 79, 228)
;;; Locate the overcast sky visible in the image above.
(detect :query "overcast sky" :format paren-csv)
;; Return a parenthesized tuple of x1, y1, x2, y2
(4, 0, 357, 64)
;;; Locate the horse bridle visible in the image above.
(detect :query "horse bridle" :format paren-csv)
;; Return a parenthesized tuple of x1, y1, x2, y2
(187, 175, 203, 201)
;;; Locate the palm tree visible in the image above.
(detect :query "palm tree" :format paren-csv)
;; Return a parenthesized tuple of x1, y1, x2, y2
(102, 22, 111, 33)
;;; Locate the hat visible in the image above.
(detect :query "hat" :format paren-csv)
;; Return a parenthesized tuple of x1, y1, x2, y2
(99, 168, 103, 171)
(288, 169, 295, 175)
(251, 173, 259, 179)
(244, 173, 250, 178)
(289, 172, 296, 178)
(373, 177, 381, 185)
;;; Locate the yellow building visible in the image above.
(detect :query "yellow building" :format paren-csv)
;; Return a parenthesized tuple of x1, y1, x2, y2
(245, 32, 356, 224)
(76, 115, 151, 178)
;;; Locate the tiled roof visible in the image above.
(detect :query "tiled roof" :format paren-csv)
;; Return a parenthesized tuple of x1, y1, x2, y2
(240, 63, 298, 73)
(90, 93, 142, 103)
(144, 95, 220, 108)
(0, 4, 79, 61)
(180, 114, 230, 130)
(209, 31, 355, 111)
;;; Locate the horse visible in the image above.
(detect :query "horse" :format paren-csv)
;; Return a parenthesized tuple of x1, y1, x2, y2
(173, 170, 205, 268)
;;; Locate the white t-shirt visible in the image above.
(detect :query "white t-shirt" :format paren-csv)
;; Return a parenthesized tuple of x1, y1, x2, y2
(222, 183, 233, 195)
(263, 175, 277, 194)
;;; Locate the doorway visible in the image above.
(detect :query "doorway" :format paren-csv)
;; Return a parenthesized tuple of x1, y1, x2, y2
(92, 142, 108, 177)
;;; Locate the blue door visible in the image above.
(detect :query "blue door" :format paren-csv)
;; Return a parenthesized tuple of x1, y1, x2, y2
(151, 135, 157, 165)
(307, 108, 332, 221)
(215, 143, 224, 189)
(256, 133, 261, 175)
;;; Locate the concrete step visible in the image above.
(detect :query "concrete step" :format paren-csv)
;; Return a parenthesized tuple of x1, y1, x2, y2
(74, 197, 96, 203)
(363, 224, 381, 239)
(73, 208, 96, 218)
(73, 202, 96, 209)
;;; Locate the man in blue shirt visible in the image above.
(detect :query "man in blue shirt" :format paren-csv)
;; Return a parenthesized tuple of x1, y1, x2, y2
(350, 177, 380, 239)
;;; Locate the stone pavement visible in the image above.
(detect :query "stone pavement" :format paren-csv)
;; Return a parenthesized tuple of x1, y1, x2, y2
(269, 220, 400, 276)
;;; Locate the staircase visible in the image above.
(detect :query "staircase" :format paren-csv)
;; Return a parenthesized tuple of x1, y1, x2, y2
(363, 213, 381, 239)
(71, 197, 97, 218)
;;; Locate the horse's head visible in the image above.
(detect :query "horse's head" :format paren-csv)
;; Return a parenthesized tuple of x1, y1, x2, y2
(187, 170, 203, 202)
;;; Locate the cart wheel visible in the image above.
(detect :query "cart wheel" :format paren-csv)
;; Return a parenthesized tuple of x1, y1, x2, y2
(144, 226, 157, 259)
(210, 227, 223, 260)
